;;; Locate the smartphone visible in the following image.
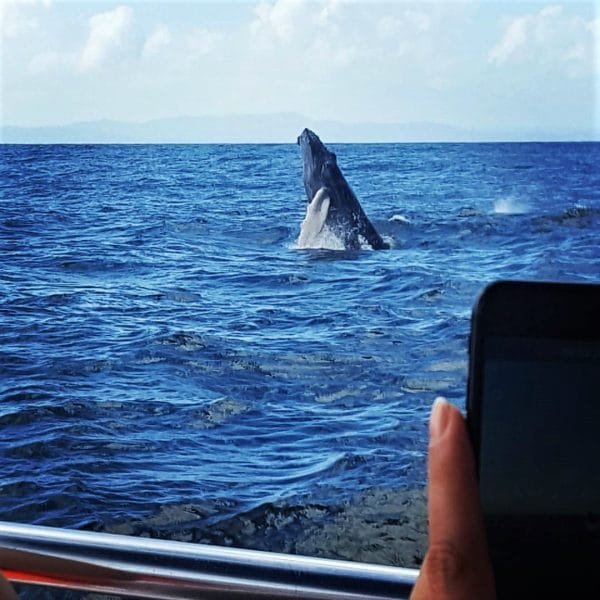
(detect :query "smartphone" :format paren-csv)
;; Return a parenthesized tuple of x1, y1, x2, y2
(467, 280, 600, 598)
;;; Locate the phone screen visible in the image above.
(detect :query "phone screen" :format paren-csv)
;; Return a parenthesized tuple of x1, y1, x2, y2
(479, 336, 600, 517)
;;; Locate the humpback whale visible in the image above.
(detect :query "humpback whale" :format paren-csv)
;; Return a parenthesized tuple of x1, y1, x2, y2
(297, 128, 389, 250)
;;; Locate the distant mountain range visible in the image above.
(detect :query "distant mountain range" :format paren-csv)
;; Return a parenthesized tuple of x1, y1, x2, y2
(1, 113, 596, 143)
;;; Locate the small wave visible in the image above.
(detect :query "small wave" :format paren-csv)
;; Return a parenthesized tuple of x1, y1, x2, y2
(557, 205, 596, 223)
(159, 331, 208, 351)
(255, 225, 292, 245)
(401, 377, 456, 393)
(427, 359, 467, 373)
(493, 197, 529, 215)
(97, 486, 427, 568)
(380, 234, 396, 249)
(157, 290, 203, 304)
(58, 257, 136, 274)
(50, 358, 114, 378)
(190, 397, 248, 429)
(388, 214, 411, 224)
(419, 288, 444, 302)
(315, 388, 355, 404)
(532, 205, 598, 230)
(0, 401, 90, 427)
(2, 217, 36, 229)
(458, 207, 481, 217)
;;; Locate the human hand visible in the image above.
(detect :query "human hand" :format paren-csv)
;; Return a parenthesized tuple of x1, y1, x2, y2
(410, 397, 495, 599)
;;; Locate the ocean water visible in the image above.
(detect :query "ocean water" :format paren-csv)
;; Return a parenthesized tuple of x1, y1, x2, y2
(1, 142, 599, 575)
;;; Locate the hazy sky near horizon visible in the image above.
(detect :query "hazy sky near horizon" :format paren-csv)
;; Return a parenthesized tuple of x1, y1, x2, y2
(1, 0, 598, 137)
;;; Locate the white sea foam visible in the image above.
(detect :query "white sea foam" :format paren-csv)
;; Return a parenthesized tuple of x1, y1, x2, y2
(294, 225, 347, 250)
(381, 234, 395, 249)
(388, 214, 411, 224)
(493, 197, 529, 215)
(358, 234, 374, 251)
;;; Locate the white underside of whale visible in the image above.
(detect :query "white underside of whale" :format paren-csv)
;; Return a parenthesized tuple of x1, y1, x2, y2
(296, 187, 346, 250)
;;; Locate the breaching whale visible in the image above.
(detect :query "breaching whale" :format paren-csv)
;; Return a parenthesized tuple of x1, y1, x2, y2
(297, 128, 389, 250)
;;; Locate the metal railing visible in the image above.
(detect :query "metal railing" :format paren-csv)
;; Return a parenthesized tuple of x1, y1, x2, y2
(0, 520, 419, 599)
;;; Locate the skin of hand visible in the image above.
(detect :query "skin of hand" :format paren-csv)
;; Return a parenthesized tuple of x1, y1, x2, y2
(410, 397, 496, 600)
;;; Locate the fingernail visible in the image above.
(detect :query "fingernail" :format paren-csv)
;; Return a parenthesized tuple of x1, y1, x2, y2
(430, 397, 451, 441)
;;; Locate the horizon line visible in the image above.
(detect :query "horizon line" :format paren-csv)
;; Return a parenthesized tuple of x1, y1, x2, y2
(3, 114, 597, 145)
(3, 139, 599, 145)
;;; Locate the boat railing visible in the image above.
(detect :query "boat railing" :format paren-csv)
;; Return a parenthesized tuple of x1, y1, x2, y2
(0, 520, 418, 599)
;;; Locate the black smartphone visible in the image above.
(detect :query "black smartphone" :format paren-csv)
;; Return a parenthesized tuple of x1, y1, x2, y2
(466, 280, 600, 598)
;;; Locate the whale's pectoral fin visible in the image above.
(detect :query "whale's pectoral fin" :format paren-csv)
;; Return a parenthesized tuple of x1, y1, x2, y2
(309, 187, 331, 221)
(298, 188, 331, 246)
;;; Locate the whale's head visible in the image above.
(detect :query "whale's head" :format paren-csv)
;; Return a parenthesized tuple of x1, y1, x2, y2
(297, 128, 340, 200)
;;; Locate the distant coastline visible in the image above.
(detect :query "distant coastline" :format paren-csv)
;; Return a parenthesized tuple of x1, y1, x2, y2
(2, 113, 597, 144)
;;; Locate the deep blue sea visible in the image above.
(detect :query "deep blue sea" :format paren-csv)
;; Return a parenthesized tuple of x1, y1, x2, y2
(1, 142, 599, 566)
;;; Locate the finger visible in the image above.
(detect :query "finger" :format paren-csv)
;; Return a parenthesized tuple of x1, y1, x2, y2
(427, 398, 486, 550)
(411, 398, 494, 599)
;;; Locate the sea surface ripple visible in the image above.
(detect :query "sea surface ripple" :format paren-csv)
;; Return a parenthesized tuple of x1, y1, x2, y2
(1, 142, 598, 559)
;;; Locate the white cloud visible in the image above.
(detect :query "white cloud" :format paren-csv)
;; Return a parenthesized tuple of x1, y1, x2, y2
(234, 1, 472, 121)
(588, 19, 600, 73)
(0, 0, 51, 38)
(244, 0, 354, 89)
(186, 27, 223, 58)
(252, 0, 307, 41)
(375, 9, 431, 59)
(489, 15, 528, 65)
(489, 5, 596, 76)
(79, 5, 133, 72)
(315, 0, 341, 28)
(28, 49, 76, 74)
(250, 0, 347, 46)
(143, 25, 172, 57)
(2, 1, 595, 136)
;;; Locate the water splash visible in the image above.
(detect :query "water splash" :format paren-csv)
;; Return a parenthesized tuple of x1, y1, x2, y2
(293, 221, 348, 250)
(493, 197, 529, 215)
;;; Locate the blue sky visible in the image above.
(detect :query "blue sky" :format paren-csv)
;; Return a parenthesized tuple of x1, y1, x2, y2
(1, 1, 598, 139)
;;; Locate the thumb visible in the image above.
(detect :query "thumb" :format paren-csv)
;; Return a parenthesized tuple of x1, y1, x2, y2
(411, 398, 495, 599)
